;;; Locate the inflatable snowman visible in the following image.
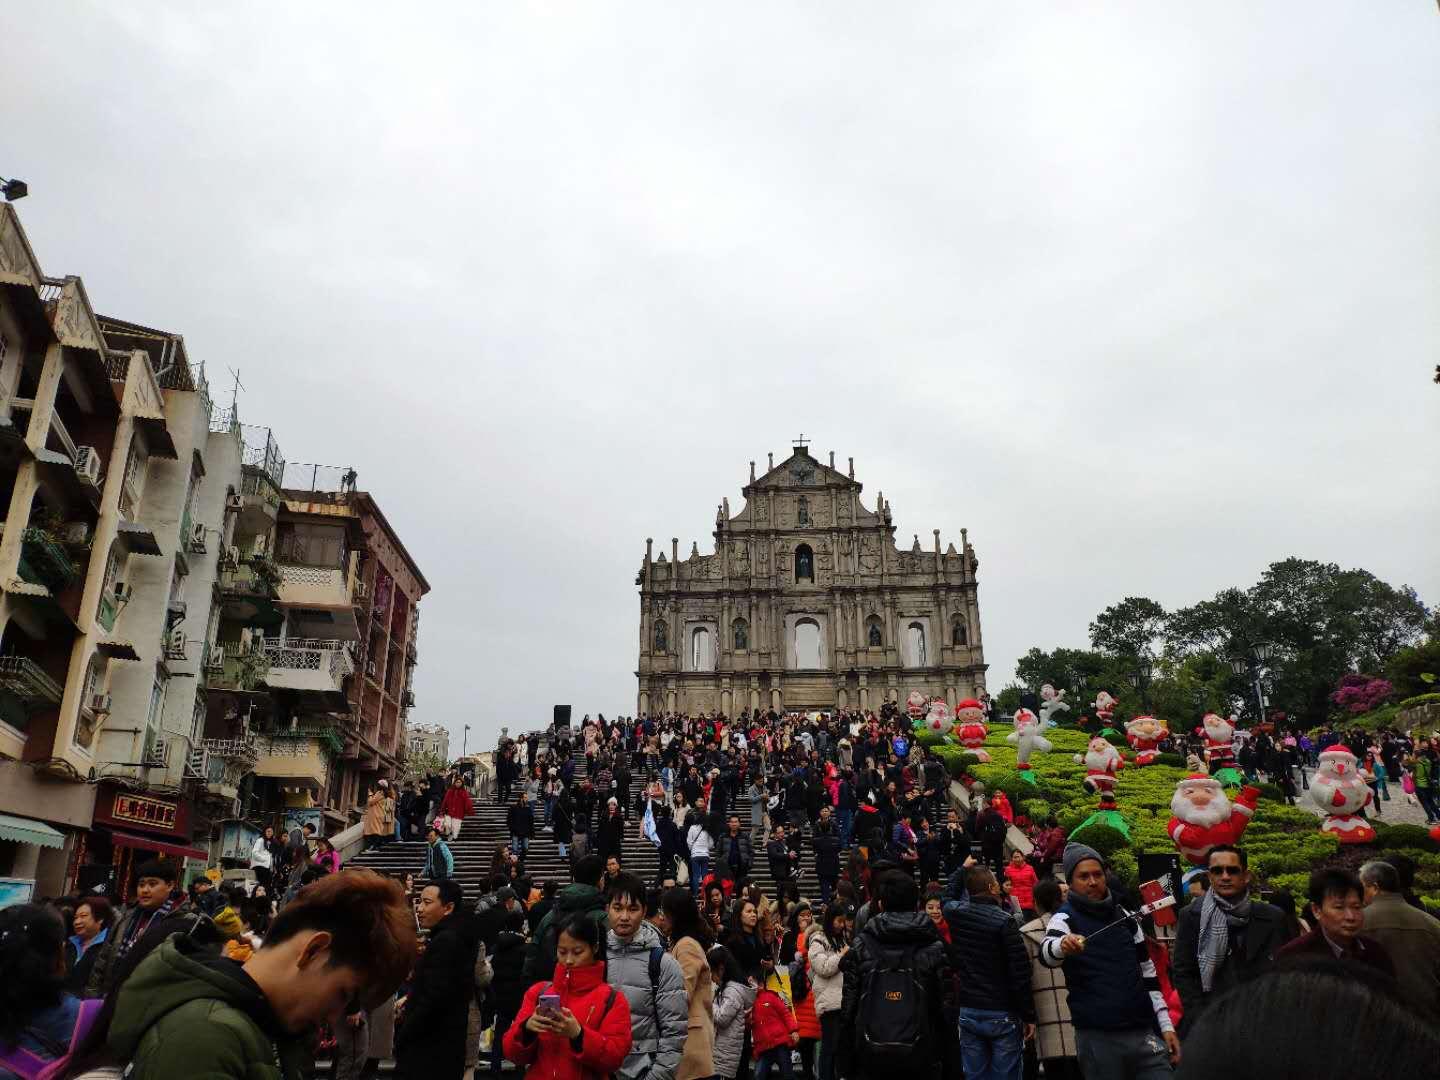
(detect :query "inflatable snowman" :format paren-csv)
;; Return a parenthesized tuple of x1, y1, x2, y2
(954, 698, 991, 763)
(1309, 745, 1377, 844)
(1007, 707, 1053, 779)
(1038, 683, 1071, 727)
(921, 698, 954, 738)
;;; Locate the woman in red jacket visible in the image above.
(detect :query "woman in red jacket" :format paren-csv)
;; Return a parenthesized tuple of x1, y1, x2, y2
(503, 915, 632, 1080)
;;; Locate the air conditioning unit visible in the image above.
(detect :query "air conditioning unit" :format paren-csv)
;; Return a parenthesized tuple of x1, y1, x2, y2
(165, 626, 187, 660)
(227, 493, 243, 511)
(89, 693, 112, 714)
(205, 645, 225, 671)
(222, 545, 240, 569)
(353, 580, 368, 601)
(145, 738, 168, 768)
(189, 521, 208, 552)
(74, 446, 103, 486)
(112, 582, 132, 604)
(63, 521, 90, 545)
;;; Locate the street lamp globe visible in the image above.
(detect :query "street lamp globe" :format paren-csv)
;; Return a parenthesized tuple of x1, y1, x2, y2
(1254, 642, 1274, 663)
(1229, 656, 1248, 676)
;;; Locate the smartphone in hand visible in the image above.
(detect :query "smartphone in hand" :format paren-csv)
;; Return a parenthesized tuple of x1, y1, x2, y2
(537, 992, 562, 1018)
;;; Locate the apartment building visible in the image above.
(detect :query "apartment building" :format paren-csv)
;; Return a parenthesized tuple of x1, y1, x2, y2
(406, 721, 449, 765)
(0, 204, 200, 895)
(275, 478, 429, 823)
(0, 205, 430, 898)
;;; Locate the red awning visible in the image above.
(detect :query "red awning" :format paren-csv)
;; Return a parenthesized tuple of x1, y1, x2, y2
(108, 830, 208, 862)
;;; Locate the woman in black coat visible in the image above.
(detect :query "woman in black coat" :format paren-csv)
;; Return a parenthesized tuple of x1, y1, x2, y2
(486, 911, 530, 1073)
(596, 799, 625, 863)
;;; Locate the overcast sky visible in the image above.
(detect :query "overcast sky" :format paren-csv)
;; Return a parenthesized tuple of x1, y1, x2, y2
(4, 4, 1437, 752)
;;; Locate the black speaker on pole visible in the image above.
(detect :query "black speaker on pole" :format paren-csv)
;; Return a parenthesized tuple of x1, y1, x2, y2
(553, 705, 572, 729)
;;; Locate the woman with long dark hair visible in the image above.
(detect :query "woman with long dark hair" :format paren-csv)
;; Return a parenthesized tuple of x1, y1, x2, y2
(659, 889, 714, 1080)
(807, 902, 853, 1080)
(0, 903, 100, 1076)
(781, 903, 819, 1080)
(723, 897, 766, 983)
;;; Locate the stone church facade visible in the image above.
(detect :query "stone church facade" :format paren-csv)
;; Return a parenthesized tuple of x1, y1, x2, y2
(636, 444, 987, 716)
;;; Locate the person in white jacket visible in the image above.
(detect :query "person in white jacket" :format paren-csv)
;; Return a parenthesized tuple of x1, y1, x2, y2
(248, 830, 273, 891)
(807, 901, 854, 1080)
(686, 814, 716, 897)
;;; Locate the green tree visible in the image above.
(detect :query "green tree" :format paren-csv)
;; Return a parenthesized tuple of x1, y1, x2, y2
(1088, 597, 1167, 659)
(1386, 640, 1440, 700)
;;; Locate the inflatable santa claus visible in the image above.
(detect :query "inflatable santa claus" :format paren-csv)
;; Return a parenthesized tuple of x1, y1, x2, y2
(1200, 712, 1237, 770)
(1309, 745, 1377, 844)
(1092, 690, 1118, 726)
(1076, 735, 1123, 805)
(905, 690, 928, 721)
(954, 698, 991, 763)
(1125, 715, 1169, 767)
(1039, 683, 1070, 727)
(1007, 708, 1053, 777)
(920, 698, 954, 737)
(1168, 774, 1261, 865)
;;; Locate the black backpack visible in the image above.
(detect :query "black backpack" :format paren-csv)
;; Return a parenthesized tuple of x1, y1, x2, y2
(858, 943, 932, 1068)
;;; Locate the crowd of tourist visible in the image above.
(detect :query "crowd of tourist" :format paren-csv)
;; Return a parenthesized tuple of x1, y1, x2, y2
(4, 708, 1440, 1080)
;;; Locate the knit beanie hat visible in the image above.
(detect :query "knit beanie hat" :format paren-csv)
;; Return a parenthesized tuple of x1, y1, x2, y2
(1062, 841, 1105, 882)
(210, 906, 243, 939)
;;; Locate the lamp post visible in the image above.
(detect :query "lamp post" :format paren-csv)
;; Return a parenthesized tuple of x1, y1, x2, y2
(463, 724, 470, 759)
(1229, 643, 1274, 725)
(1127, 656, 1154, 712)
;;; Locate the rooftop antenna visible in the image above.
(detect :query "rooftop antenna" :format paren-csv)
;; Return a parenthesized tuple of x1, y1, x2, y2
(227, 366, 244, 413)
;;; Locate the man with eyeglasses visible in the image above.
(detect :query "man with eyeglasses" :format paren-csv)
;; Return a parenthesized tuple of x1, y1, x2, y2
(1171, 844, 1293, 1035)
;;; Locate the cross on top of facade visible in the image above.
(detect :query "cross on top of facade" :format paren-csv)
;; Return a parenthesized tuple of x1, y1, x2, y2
(792, 433, 810, 449)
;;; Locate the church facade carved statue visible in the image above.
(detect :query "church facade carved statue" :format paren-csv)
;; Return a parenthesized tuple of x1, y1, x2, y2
(635, 444, 987, 716)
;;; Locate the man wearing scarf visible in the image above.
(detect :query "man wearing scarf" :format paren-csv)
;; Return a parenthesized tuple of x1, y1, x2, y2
(1039, 843, 1179, 1079)
(1172, 844, 1292, 1035)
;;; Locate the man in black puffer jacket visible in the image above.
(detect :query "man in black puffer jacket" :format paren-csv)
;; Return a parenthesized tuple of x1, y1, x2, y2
(837, 870, 952, 1080)
(486, 908, 530, 1075)
(943, 865, 1035, 1080)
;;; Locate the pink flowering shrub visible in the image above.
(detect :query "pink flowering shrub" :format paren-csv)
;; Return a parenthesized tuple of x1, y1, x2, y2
(1330, 674, 1393, 715)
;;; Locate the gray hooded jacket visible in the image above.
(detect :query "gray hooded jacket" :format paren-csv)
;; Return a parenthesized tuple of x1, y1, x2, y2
(605, 922, 688, 1080)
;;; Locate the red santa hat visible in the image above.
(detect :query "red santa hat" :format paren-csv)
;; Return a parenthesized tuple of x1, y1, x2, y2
(1179, 773, 1221, 787)
(957, 698, 984, 711)
(1321, 744, 1353, 756)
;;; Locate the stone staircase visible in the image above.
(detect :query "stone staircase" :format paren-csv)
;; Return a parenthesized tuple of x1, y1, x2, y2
(349, 737, 825, 904)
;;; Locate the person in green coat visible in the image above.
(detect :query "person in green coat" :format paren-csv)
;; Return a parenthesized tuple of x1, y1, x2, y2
(522, 854, 610, 982)
(107, 869, 417, 1080)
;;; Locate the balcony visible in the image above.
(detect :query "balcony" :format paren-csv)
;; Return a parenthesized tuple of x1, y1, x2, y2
(0, 656, 64, 706)
(18, 529, 80, 594)
(220, 556, 281, 598)
(252, 733, 329, 791)
(210, 652, 270, 693)
(238, 470, 281, 534)
(275, 564, 358, 639)
(262, 639, 354, 710)
(189, 737, 260, 801)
